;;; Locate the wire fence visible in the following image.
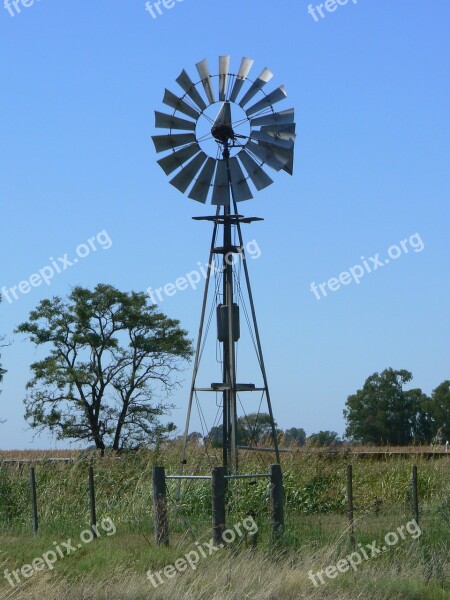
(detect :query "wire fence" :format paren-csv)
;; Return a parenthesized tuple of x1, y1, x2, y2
(1, 454, 450, 548)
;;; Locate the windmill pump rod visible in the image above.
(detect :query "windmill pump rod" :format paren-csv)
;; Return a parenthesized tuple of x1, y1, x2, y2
(222, 140, 238, 475)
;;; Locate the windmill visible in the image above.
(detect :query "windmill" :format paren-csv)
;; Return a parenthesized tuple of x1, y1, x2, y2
(152, 56, 296, 478)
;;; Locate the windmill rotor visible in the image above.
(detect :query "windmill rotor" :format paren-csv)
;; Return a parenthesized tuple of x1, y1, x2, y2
(152, 55, 296, 205)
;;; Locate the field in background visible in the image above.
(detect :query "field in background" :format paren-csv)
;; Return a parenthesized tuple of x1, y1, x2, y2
(1, 444, 449, 459)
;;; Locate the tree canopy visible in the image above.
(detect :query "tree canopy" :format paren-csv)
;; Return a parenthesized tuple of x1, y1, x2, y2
(16, 284, 193, 450)
(307, 430, 342, 447)
(284, 427, 306, 446)
(207, 414, 304, 448)
(426, 381, 450, 443)
(237, 412, 277, 446)
(344, 368, 430, 445)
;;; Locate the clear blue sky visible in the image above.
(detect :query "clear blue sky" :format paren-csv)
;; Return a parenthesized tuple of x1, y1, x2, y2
(0, 0, 449, 449)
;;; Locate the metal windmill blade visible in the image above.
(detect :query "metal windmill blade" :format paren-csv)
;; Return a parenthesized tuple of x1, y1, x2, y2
(218, 55, 230, 101)
(152, 55, 296, 204)
(239, 67, 273, 108)
(229, 57, 254, 102)
(176, 70, 207, 111)
(250, 108, 295, 127)
(258, 123, 297, 175)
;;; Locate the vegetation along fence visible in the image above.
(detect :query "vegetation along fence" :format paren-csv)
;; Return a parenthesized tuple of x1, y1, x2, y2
(1, 449, 449, 550)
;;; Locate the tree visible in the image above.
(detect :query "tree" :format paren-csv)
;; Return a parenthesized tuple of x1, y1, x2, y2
(307, 430, 342, 447)
(237, 412, 277, 446)
(427, 381, 450, 443)
(284, 427, 306, 446)
(207, 413, 278, 448)
(408, 388, 433, 444)
(344, 368, 428, 445)
(208, 425, 223, 448)
(16, 284, 193, 451)
(186, 432, 203, 444)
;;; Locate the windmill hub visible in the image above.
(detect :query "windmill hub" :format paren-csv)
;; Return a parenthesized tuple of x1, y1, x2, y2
(211, 122, 235, 144)
(211, 100, 236, 146)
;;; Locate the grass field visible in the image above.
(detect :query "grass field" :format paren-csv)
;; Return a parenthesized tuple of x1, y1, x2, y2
(1, 445, 450, 598)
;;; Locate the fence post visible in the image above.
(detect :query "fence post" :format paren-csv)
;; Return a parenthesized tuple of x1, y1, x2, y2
(30, 467, 38, 534)
(347, 464, 355, 549)
(212, 467, 226, 545)
(88, 466, 98, 538)
(270, 464, 284, 538)
(412, 464, 419, 524)
(152, 466, 169, 545)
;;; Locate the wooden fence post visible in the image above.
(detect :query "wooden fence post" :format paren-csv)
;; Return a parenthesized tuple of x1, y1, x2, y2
(412, 464, 419, 524)
(152, 466, 169, 545)
(270, 464, 284, 538)
(30, 467, 38, 534)
(212, 467, 226, 545)
(347, 464, 355, 549)
(88, 466, 98, 538)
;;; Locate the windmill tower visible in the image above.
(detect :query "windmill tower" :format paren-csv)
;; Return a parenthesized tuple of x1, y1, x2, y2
(152, 56, 296, 477)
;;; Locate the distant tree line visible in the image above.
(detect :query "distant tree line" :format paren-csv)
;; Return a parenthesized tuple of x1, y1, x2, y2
(203, 415, 341, 448)
(200, 368, 450, 449)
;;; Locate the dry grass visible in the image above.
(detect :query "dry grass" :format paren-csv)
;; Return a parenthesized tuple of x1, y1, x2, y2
(0, 444, 446, 460)
(1, 542, 448, 600)
(0, 450, 79, 460)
